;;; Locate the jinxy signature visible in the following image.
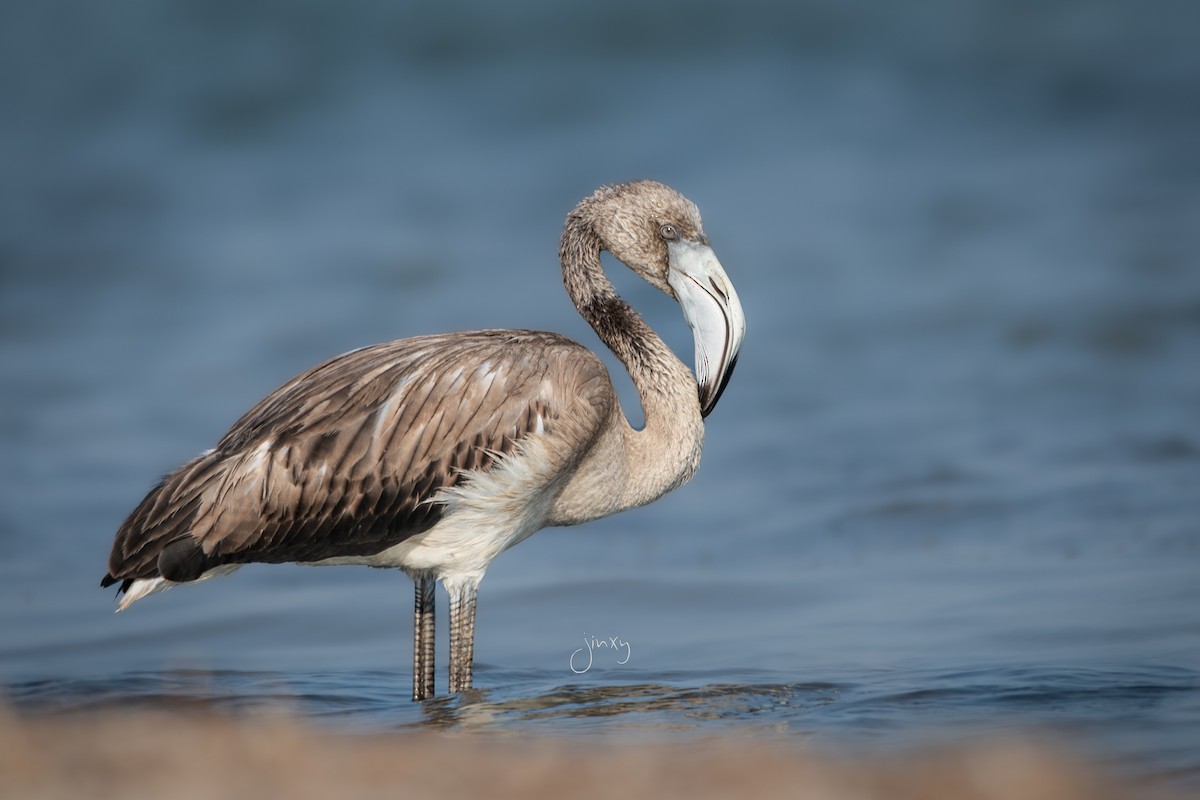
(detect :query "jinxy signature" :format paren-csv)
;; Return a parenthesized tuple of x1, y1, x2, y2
(570, 634, 632, 674)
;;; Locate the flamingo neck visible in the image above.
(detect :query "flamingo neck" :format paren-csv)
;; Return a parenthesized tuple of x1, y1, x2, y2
(559, 215, 705, 509)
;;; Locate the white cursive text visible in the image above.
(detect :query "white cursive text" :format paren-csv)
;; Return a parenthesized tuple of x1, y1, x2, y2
(570, 634, 632, 674)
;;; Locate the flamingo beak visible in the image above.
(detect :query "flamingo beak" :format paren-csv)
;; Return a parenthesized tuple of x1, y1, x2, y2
(666, 240, 746, 418)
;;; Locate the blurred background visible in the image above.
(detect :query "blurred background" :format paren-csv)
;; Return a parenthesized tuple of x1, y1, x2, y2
(1, 0, 1198, 790)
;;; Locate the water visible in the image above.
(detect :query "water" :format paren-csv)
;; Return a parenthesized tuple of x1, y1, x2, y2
(3, 0, 1199, 790)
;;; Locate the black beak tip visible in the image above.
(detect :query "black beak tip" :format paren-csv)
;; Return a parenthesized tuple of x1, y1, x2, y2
(699, 353, 739, 419)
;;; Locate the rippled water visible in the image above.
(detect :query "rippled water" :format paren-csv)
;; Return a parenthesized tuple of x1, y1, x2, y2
(10, 664, 1200, 785)
(2, 0, 1199, 791)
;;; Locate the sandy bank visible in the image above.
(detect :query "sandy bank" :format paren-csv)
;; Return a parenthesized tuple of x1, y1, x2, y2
(0, 707, 1172, 800)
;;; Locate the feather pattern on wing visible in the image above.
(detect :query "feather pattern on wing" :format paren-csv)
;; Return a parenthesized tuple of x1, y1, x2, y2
(103, 330, 612, 592)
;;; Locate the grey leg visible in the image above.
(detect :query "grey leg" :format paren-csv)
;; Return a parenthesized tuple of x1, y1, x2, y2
(412, 572, 435, 701)
(447, 580, 478, 694)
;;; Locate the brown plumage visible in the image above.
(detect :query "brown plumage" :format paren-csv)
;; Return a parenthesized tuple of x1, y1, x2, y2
(104, 331, 607, 586)
(102, 180, 746, 700)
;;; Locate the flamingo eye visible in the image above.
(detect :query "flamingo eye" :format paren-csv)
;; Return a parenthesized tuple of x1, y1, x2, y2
(660, 223, 679, 241)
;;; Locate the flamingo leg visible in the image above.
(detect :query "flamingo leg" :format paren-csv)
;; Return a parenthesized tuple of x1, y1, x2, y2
(448, 581, 478, 694)
(412, 573, 435, 701)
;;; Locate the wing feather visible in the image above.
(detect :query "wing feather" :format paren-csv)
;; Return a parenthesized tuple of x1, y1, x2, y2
(103, 331, 612, 588)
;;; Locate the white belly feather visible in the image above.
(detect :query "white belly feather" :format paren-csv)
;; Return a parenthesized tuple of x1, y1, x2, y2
(314, 435, 562, 587)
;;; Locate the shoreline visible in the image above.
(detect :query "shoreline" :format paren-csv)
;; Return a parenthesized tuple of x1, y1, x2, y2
(0, 706, 1176, 800)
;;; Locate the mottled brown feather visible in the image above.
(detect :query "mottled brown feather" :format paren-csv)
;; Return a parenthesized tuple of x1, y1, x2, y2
(103, 330, 612, 588)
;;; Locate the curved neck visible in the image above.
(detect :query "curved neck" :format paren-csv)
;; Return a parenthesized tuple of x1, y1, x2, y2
(559, 213, 705, 507)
